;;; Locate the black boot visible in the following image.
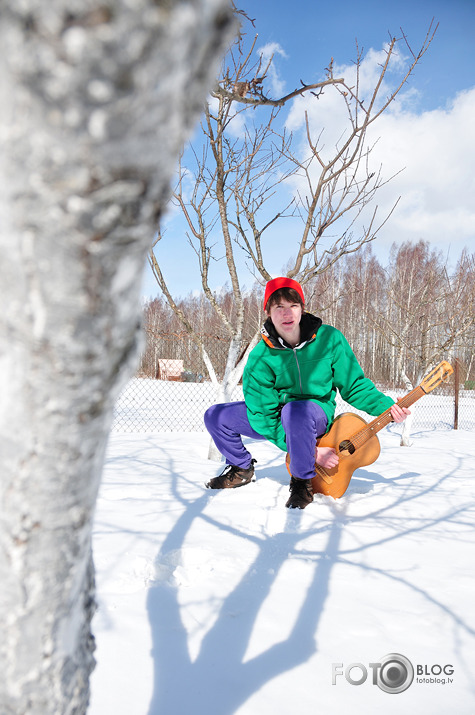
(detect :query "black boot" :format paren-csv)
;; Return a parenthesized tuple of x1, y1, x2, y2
(285, 476, 313, 509)
(206, 459, 256, 489)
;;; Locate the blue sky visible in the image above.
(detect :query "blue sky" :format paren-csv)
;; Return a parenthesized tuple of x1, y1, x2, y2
(248, 0, 474, 109)
(143, 0, 475, 298)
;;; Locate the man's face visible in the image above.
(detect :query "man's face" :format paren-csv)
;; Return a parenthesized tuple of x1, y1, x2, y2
(267, 298, 303, 343)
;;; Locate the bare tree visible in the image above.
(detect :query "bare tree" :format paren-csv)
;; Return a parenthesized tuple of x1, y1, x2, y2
(444, 249, 475, 382)
(150, 15, 437, 459)
(0, 1, 234, 712)
(372, 241, 475, 444)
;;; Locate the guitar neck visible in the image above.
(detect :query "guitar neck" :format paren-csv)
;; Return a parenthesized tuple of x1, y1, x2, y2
(342, 361, 453, 453)
(351, 385, 426, 449)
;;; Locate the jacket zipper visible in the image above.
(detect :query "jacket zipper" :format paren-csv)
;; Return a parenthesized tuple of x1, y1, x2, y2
(292, 348, 303, 394)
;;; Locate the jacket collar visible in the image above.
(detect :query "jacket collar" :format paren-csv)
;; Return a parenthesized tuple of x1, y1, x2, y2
(261, 311, 322, 350)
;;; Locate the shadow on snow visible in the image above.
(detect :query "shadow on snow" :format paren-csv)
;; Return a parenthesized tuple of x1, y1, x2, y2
(142, 440, 475, 715)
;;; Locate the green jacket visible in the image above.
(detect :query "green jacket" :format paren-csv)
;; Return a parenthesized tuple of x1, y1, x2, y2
(242, 312, 394, 452)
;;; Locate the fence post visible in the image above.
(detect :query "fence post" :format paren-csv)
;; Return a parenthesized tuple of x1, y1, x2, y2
(454, 357, 460, 430)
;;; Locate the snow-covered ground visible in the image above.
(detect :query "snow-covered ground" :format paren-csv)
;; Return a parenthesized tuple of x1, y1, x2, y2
(90, 424, 475, 715)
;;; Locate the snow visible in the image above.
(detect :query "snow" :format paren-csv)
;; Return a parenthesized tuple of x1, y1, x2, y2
(89, 423, 475, 714)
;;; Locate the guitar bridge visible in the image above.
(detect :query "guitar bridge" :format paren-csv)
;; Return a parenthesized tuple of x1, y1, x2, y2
(315, 466, 333, 485)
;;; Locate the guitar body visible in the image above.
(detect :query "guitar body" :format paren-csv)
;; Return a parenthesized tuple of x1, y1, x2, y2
(285, 412, 381, 499)
(313, 413, 381, 497)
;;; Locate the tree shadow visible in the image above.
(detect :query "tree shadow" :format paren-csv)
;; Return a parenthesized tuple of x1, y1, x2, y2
(145, 447, 342, 715)
(348, 468, 421, 494)
(144, 446, 475, 714)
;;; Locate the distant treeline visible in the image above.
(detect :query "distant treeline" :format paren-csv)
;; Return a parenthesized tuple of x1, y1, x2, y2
(140, 241, 475, 388)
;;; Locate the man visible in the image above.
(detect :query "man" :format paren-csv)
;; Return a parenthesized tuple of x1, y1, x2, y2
(204, 277, 409, 509)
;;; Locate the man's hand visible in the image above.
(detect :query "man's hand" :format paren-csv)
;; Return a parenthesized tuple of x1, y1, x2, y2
(316, 446, 339, 469)
(390, 402, 411, 423)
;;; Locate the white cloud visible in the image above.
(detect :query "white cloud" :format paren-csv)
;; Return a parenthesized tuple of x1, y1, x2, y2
(285, 44, 410, 154)
(257, 42, 287, 97)
(365, 87, 475, 250)
(284, 44, 475, 257)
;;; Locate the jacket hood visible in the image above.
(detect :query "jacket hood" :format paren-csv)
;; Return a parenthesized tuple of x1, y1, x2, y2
(261, 311, 322, 349)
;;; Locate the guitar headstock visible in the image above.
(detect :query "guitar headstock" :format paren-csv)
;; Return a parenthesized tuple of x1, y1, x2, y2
(420, 361, 454, 394)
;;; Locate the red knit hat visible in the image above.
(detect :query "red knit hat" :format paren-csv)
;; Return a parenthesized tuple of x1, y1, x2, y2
(263, 277, 305, 311)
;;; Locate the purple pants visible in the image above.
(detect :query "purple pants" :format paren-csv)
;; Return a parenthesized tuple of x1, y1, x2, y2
(204, 400, 328, 481)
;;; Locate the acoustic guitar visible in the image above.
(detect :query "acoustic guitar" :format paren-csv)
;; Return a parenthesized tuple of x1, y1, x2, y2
(285, 361, 454, 499)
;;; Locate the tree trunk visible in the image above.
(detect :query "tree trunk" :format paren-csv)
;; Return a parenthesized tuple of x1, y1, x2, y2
(399, 368, 416, 446)
(0, 1, 234, 713)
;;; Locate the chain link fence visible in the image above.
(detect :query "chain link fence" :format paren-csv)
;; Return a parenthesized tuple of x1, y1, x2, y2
(113, 330, 474, 432)
(112, 373, 474, 433)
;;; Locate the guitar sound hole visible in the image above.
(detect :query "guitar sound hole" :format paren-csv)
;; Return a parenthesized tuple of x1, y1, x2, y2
(339, 439, 355, 455)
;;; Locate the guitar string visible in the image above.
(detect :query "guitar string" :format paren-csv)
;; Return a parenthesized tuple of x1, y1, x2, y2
(313, 367, 449, 481)
(348, 387, 425, 450)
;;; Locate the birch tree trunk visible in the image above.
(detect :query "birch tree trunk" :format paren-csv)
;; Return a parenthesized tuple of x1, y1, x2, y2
(0, 2, 233, 713)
